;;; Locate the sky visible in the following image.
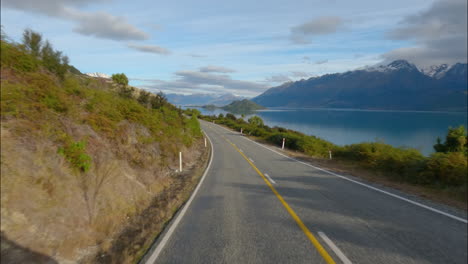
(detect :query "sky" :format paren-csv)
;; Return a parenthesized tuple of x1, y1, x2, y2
(1, 0, 467, 97)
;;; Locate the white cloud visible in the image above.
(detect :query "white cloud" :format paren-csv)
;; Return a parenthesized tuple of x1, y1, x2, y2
(137, 69, 267, 97)
(382, 0, 467, 67)
(2, 0, 149, 41)
(290, 16, 344, 44)
(315, 59, 328, 64)
(127, 43, 171, 55)
(199, 65, 236, 73)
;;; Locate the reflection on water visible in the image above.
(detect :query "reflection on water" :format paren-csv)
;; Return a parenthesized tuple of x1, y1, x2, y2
(191, 107, 467, 156)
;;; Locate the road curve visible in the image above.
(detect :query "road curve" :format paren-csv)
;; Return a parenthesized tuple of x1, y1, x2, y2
(143, 120, 467, 264)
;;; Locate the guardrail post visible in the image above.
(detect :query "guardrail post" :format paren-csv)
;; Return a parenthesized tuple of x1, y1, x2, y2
(179, 152, 182, 172)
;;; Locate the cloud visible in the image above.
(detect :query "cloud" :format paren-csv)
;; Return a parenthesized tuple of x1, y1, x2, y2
(187, 53, 206, 58)
(199, 65, 236, 73)
(314, 59, 328, 64)
(382, 0, 467, 67)
(290, 71, 312, 78)
(138, 69, 267, 96)
(290, 16, 344, 44)
(265, 74, 292, 83)
(127, 43, 171, 55)
(2, 0, 149, 41)
(71, 11, 149, 41)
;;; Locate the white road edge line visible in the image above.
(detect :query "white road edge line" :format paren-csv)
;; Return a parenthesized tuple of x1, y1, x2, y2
(210, 122, 468, 224)
(144, 130, 215, 264)
(264, 173, 277, 184)
(318, 232, 353, 264)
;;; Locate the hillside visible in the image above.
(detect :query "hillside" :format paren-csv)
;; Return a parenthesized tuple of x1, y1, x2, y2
(221, 99, 266, 114)
(1, 32, 209, 263)
(252, 60, 467, 111)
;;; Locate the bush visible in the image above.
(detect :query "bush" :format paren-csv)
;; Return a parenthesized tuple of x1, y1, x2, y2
(111, 73, 129, 86)
(58, 140, 92, 173)
(422, 152, 467, 186)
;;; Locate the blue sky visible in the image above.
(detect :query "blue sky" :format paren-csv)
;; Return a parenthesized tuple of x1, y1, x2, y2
(1, 0, 467, 97)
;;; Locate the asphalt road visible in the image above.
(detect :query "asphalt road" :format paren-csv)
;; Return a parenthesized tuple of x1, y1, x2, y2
(144, 120, 467, 264)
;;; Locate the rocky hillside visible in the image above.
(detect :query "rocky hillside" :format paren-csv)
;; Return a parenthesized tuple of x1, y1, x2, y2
(1, 32, 208, 263)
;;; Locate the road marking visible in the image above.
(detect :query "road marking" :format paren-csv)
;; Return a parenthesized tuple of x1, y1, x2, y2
(264, 173, 277, 184)
(209, 122, 468, 224)
(249, 158, 254, 163)
(225, 139, 336, 264)
(239, 149, 243, 153)
(318, 232, 353, 264)
(144, 130, 215, 264)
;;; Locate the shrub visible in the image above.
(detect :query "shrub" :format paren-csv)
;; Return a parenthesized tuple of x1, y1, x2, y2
(248, 116, 264, 127)
(422, 152, 467, 186)
(58, 140, 92, 173)
(111, 73, 129, 86)
(434, 126, 467, 154)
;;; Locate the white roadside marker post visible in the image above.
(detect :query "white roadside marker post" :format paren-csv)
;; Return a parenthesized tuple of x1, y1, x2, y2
(282, 138, 285, 150)
(179, 152, 182, 172)
(240, 128, 243, 135)
(204, 137, 207, 148)
(329, 150, 332, 160)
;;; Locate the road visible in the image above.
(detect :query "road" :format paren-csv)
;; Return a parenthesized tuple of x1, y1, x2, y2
(143, 120, 467, 264)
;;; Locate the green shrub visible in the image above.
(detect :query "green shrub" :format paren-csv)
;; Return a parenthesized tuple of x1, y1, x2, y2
(58, 140, 92, 173)
(111, 73, 129, 86)
(422, 152, 467, 186)
(1, 40, 39, 72)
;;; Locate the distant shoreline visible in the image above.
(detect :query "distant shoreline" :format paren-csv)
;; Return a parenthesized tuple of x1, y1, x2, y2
(182, 105, 467, 114)
(259, 107, 468, 114)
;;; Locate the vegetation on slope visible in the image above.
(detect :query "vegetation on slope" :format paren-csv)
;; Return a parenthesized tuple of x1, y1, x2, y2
(194, 112, 467, 204)
(1, 29, 206, 263)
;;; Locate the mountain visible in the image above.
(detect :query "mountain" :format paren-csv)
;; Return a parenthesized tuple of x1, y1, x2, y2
(252, 60, 467, 111)
(166, 93, 247, 106)
(85, 72, 111, 79)
(221, 99, 266, 114)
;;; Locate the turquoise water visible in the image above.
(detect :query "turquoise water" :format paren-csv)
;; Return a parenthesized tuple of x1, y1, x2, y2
(194, 107, 467, 156)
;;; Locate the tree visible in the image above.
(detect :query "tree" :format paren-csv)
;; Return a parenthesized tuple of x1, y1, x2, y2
(22, 29, 43, 57)
(248, 116, 264, 127)
(149, 92, 168, 109)
(434, 126, 467, 154)
(111, 73, 129, 86)
(226, 113, 237, 120)
(137, 90, 151, 106)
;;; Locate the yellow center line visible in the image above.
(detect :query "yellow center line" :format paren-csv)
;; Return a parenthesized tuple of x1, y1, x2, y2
(225, 138, 336, 264)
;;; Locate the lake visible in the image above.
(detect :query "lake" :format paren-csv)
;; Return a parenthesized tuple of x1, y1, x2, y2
(192, 107, 467, 156)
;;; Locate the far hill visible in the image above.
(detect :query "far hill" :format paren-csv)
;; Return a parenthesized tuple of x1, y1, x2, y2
(252, 60, 467, 112)
(221, 99, 266, 114)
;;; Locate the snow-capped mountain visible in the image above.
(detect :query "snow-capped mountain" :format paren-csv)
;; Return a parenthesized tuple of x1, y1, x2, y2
(362, 60, 419, 73)
(420, 64, 452, 79)
(85, 72, 111, 79)
(253, 60, 467, 111)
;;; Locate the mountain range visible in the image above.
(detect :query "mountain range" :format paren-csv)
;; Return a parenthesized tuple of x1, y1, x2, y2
(252, 60, 467, 111)
(85, 72, 111, 79)
(166, 93, 247, 106)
